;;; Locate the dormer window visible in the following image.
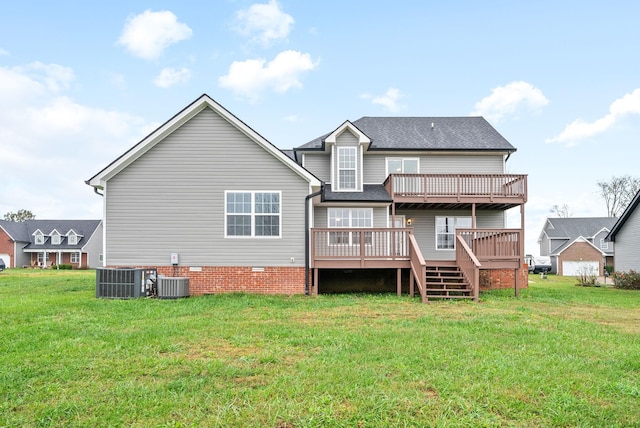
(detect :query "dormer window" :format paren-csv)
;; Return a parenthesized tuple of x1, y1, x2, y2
(68, 231, 78, 245)
(34, 231, 44, 245)
(337, 147, 357, 190)
(51, 230, 61, 245)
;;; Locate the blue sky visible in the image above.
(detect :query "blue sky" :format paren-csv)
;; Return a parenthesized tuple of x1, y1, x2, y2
(1, 0, 639, 255)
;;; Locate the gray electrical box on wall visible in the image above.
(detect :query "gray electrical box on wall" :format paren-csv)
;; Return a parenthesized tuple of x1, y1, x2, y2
(170, 253, 179, 265)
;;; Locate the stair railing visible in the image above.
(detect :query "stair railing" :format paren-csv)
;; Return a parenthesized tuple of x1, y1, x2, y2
(456, 235, 481, 302)
(408, 234, 427, 303)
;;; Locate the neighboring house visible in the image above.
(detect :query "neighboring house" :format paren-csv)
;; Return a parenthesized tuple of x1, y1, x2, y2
(537, 217, 616, 276)
(87, 94, 528, 301)
(0, 220, 103, 268)
(605, 189, 640, 272)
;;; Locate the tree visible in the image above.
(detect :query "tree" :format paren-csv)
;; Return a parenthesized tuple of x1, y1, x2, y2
(550, 204, 572, 218)
(3, 209, 36, 222)
(597, 175, 640, 217)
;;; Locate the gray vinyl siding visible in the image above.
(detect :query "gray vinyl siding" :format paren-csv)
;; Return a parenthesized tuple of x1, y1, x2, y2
(83, 222, 103, 268)
(367, 153, 504, 184)
(613, 208, 640, 271)
(363, 154, 386, 183)
(14, 242, 30, 268)
(303, 153, 330, 182)
(539, 234, 551, 256)
(105, 107, 310, 267)
(397, 208, 505, 261)
(422, 154, 504, 174)
(313, 206, 388, 228)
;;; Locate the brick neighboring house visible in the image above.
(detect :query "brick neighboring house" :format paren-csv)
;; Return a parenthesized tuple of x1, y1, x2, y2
(537, 217, 616, 275)
(87, 94, 528, 301)
(0, 219, 103, 268)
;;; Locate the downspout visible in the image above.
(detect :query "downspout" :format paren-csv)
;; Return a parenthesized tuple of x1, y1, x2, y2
(93, 187, 104, 197)
(305, 184, 323, 295)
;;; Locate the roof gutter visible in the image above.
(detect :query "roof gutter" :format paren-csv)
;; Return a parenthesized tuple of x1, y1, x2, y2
(305, 184, 323, 295)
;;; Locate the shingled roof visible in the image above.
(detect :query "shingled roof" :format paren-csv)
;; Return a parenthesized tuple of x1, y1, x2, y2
(542, 217, 617, 240)
(0, 219, 101, 250)
(296, 116, 516, 152)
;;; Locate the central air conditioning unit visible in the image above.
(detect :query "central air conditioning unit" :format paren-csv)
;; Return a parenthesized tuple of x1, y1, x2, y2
(157, 276, 190, 299)
(96, 268, 157, 299)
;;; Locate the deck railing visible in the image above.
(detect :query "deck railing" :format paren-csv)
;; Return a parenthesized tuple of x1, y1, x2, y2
(456, 228, 523, 261)
(311, 228, 412, 260)
(385, 173, 527, 202)
(408, 234, 427, 303)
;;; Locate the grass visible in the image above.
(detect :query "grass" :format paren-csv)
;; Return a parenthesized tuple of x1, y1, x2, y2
(1, 270, 639, 427)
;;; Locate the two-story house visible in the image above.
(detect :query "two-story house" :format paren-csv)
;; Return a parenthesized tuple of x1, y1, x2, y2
(87, 94, 527, 301)
(0, 219, 103, 268)
(294, 117, 527, 300)
(537, 217, 616, 275)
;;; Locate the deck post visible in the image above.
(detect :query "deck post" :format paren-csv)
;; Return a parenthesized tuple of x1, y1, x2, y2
(409, 270, 415, 297)
(397, 268, 402, 296)
(313, 268, 319, 296)
(514, 268, 519, 298)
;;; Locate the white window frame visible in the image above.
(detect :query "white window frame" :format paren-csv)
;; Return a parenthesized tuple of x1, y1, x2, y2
(385, 157, 420, 176)
(51, 230, 61, 245)
(435, 216, 472, 251)
(600, 238, 609, 250)
(70, 253, 80, 263)
(68, 231, 78, 245)
(34, 231, 44, 245)
(327, 208, 373, 246)
(37, 252, 45, 264)
(336, 146, 358, 191)
(225, 191, 282, 238)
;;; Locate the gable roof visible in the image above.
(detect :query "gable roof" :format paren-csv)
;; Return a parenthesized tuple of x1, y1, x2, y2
(0, 219, 101, 250)
(540, 217, 617, 241)
(606, 189, 640, 242)
(551, 235, 608, 257)
(87, 94, 320, 189)
(296, 116, 516, 152)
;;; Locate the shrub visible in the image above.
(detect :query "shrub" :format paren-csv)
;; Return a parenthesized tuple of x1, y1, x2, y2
(575, 265, 599, 287)
(613, 270, 640, 290)
(55, 264, 73, 270)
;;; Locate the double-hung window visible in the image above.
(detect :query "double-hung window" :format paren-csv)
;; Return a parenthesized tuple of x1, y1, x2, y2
(435, 216, 472, 250)
(51, 231, 61, 245)
(328, 208, 372, 245)
(68, 232, 78, 245)
(337, 147, 357, 190)
(70, 253, 80, 263)
(226, 191, 281, 238)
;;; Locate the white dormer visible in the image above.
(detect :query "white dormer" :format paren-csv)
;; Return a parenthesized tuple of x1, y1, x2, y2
(67, 230, 78, 245)
(33, 230, 45, 245)
(325, 121, 370, 192)
(51, 230, 61, 245)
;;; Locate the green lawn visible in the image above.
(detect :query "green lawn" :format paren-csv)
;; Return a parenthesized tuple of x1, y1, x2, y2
(1, 269, 639, 427)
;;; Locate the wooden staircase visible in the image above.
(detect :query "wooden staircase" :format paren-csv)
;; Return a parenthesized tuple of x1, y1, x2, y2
(425, 265, 473, 299)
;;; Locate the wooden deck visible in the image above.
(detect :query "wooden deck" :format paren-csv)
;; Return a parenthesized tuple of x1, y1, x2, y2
(384, 173, 527, 209)
(310, 227, 524, 302)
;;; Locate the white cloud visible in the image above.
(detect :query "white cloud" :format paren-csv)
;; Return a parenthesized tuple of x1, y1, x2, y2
(154, 67, 191, 88)
(362, 88, 404, 112)
(0, 48, 9, 56)
(118, 10, 192, 60)
(218, 50, 317, 101)
(547, 88, 640, 145)
(235, 0, 294, 47)
(0, 62, 150, 219)
(472, 81, 549, 122)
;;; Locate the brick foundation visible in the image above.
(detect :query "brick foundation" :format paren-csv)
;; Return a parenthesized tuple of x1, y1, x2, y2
(479, 266, 529, 291)
(109, 265, 308, 296)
